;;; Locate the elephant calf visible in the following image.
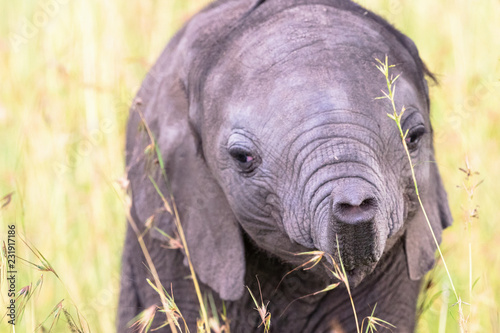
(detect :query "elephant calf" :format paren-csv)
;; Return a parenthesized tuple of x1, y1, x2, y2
(118, 0, 452, 332)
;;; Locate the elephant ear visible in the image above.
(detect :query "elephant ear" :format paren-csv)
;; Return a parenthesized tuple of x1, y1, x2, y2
(125, 20, 246, 301)
(405, 157, 453, 280)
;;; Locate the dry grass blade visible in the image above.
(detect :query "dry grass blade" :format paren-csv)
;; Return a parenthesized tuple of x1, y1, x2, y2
(110, 107, 182, 333)
(280, 281, 341, 317)
(282, 241, 393, 333)
(145, 278, 191, 332)
(128, 304, 159, 333)
(1, 233, 90, 332)
(137, 108, 173, 215)
(19, 238, 59, 278)
(205, 293, 229, 333)
(457, 157, 482, 328)
(137, 107, 210, 331)
(148, 175, 173, 215)
(147, 169, 208, 331)
(0, 191, 14, 209)
(111, 183, 179, 333)
(15, 275, 44, 323)
(246, 279, 271, 333)
(35, 299, 64, 332)
(155, 228, 183, 250)
(361, 305, 396, 333)
(275, 251, 325, 292)
(313, 283, 342, 295)
(333, 235, 360, 333)
(294, 251, 326, 270)
(219, 302, 231, 333)
(375, 56, 466, 331)
(277, 251, 343, 317)
(62, 307, 85, 333)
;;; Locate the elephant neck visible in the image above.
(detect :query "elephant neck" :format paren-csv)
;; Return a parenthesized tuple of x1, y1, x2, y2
(230, 235, 421, 332)
(243, 234, 329, 299)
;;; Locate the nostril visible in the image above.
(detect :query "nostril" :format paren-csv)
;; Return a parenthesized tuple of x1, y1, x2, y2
(337, 197, 376, 211)
(338, 203, 354, 211)
(332, 197, 377, 225)
(359, 198, 377, 210)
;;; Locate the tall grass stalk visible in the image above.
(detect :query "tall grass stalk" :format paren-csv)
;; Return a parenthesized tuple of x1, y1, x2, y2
(375, 56, 466, 331)
(458, 158, 481, 327)
(246, 279, 271, 333)
(0, 233, 90, 332)
(334, 235, 360, 333)
(118, 184, 179, 333)
(135, 106, 210, 332)
(288, 236, 394, 333)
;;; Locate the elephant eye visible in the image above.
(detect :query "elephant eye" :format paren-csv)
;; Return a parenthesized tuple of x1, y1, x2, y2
(405, 125, 426, 151)
(229, 147, 259, 173)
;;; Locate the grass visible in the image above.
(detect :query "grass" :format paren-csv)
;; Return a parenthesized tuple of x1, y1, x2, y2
(281, 236, 396, 333)
(375, 56, 466, 331)
(0, 0, 499, 332)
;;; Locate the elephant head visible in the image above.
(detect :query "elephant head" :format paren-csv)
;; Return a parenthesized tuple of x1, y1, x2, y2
(126, 0, 452, 301)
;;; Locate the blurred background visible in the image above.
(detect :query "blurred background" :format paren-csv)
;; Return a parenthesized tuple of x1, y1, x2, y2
(0, 0, 498, 331)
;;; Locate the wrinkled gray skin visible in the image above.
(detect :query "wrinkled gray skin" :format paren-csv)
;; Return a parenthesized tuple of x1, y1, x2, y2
(118, 0, 452, 332)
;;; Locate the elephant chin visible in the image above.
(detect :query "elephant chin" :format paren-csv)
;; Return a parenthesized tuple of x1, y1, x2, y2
(323, 229, 405, 288)
(343, 261, 379, 288)
(321, 252, 379, 288)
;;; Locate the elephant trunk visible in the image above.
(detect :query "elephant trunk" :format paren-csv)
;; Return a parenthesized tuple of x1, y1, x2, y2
(314, 176, 389, 284)
(316, 178, 389, 284)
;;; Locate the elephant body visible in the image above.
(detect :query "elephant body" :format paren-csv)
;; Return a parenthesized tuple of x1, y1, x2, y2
(118, 0, 452, 332)
(120, 229, 421, 332)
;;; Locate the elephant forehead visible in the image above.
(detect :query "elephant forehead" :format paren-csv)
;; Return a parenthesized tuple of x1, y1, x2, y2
(203, 5, 422, 125)
(214, 4, 417, 79)
(207, 69, 423, 140)
(232, 6, 394, 66)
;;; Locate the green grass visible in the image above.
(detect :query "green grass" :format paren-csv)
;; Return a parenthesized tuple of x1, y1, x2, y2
(1, 0, 499, 332)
